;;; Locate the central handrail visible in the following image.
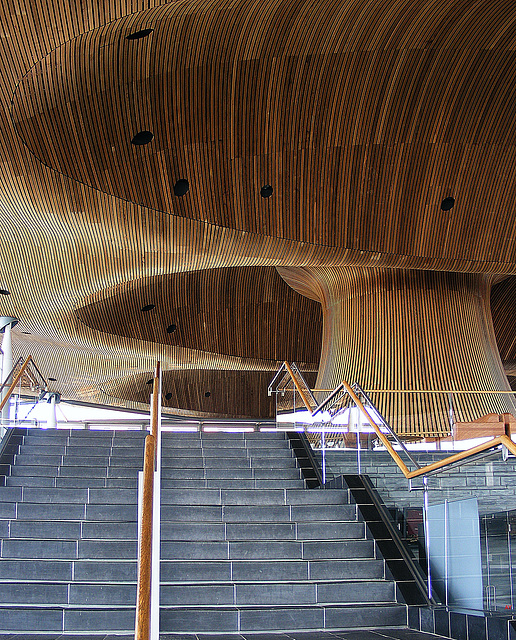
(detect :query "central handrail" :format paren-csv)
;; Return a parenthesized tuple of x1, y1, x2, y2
(135, 362, 161, 640)
(269, 361, 516, 480)
(345, 381, 516, 479)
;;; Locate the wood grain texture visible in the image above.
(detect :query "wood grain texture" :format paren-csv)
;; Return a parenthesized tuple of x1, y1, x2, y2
(1, 0, 516, 426)
(9, 0, 516, 266)
(279, 266, 516, 436)
(102, 368, 317, 418)
(76, 267, 322, 363)
(135, 433, 155, 640)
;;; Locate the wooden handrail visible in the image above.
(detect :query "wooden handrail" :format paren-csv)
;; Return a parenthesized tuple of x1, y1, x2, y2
(135, 361, 161, 640)
(311, 388, 516, 394)
(343, 382, 412, 477)
(0, 355, 32, 412)
(344, 382, 516, 479)
(135, 434, 155, 640)
(284, 362, 314, 413)
(405, 435, 516, 479)
(276, 362, 516, 481)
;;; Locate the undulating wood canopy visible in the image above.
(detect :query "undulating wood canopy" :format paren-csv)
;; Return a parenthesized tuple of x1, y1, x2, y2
(1, 0, 516, 433)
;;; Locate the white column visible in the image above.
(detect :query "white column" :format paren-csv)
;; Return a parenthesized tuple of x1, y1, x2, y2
(48, 394, 57, 429)
(1, 317, 18, 426)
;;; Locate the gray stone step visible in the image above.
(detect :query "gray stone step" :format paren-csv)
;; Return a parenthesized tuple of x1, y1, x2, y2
(159, 520, 364, 541)
(160, 488, 349, 505)
(0, 578, 395, 608)
(159, 468, 302, 480)
(158, 579, 395, 606)
(160, 558, 384, 582)
(0, 605, 136, 633)
(152, 504, 356, 523)
(160, 539, 375, 561)
(159, 603, 406, 633)
(3, 520, 138, 540)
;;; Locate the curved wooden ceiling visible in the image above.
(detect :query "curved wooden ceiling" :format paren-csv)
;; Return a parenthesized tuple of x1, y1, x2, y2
(10, 0, 516, 263)
(76, 267, 322, 363)
(2, 0, 516, 419)
(102, 369, 317, 418)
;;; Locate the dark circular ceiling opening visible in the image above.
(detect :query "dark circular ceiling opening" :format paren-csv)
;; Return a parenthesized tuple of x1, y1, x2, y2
(0, 289, 10, 295)
(131, 131, 154, 145)
(204, 391, 211, 397)
(141, 304, 155, 312)
(173, 179, 189, 197)
(48, 377, 57, 381)
(166, 324, 177, 333)
(260, 185, 273, 198)
(165, 392, 172, 400)
(126, 28, 153, 40)
(441, 197, 455, 211)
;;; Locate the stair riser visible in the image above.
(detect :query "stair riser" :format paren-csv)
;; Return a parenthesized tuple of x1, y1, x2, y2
(159, 604, 407, 633)
(160, 559, 384, 582)
(160, 539, 376, 560)
(160, 521, 364, 541)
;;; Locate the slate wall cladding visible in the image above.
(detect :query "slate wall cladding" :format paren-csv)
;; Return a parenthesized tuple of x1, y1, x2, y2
(408, 607, 516, 640)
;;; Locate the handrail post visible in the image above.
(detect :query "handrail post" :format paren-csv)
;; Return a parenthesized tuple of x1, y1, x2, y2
(135, 362, 161, 640)
(150, 363, 161, 640)
(135, 434, 155, 640)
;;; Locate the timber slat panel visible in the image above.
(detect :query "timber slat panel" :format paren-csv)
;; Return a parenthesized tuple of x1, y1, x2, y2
(1, 0, 516, 426)
(279, 266, 516, 436)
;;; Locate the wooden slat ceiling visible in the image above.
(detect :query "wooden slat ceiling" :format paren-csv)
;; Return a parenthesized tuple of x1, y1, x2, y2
(102, 369, 318, 418)
(76, 267, 322, 362)
(1, 0, 516, 420)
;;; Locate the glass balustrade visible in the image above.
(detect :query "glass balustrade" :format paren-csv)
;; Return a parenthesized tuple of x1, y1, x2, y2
(268, 363, 516, 618)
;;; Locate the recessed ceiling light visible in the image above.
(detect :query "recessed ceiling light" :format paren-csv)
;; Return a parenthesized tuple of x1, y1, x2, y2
(165, 393, 172, 400)
(0, 289, 10, 295)
(173, 179, 189, 197)
(441, 197, 455, 211)
(167, 324, 177, 333)
(260, 185, 273, 198)
(141, 304, 155, 312)
(205, 391, 211, 397)
(146, 379, 153, 385)
(132, 131, 154, 145)
(48, 377, 57, 382)
(126, 28, 153, 40)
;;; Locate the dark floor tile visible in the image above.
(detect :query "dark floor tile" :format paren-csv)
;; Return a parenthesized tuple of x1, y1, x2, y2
(379, 629, 454, 640)
(197, 635, 245, 640)
(450, 612, 467, 640)
(333, 632, 390, 640)
(408, 607, 420, 631)
(420, 608, 435, 634)
(287, 633, 342, 640)
(241, 634, 291, 640)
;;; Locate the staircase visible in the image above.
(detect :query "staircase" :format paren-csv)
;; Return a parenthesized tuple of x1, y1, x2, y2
(0, 427, 407, 635)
